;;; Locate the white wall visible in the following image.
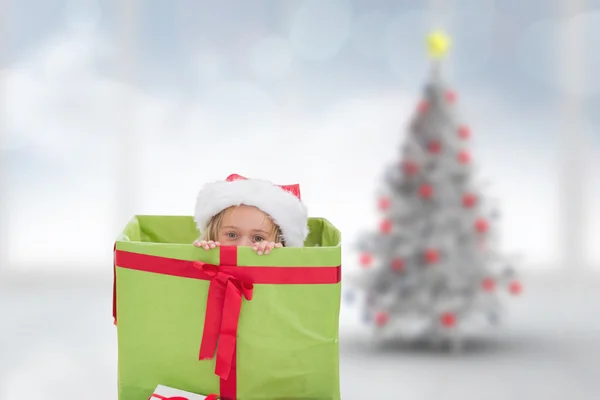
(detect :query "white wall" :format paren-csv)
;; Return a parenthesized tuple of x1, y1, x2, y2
(1, 0, 599, 277)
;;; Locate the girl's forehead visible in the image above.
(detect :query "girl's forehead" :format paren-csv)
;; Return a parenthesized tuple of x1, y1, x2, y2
(221, 205, 274, 228)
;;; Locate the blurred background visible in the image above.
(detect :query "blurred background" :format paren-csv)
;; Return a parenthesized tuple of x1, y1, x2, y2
(0, 0, 599, 398)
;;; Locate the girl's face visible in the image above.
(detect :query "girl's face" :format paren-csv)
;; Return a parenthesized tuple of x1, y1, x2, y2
(217, 205, 278, 246)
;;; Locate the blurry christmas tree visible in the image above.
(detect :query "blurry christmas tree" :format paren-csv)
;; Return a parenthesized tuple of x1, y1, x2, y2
(351, 31, 522, 348)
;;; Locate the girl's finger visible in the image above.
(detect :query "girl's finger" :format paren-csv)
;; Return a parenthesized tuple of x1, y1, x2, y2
(209, 241, 216, 249)
(274, 242, 283, 248)
(264, 242, 275, 255)
(257, 241, 269, 255)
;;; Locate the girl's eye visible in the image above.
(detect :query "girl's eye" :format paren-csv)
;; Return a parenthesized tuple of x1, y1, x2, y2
(252, 236, 264, 243)
(226, 232, 238, 239)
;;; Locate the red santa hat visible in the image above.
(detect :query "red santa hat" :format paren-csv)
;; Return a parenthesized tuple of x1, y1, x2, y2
(194, 174, 309, 247)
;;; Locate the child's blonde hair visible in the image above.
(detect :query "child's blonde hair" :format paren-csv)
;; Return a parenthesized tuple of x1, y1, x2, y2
(201, 206, 286, 245)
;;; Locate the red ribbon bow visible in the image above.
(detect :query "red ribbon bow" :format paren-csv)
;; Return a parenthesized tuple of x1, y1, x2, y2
(194, 260, 254, 381)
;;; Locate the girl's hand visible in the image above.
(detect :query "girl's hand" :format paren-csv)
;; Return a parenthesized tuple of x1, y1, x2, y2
(194, 240, 221, 250)
(253, 241, 282, 255)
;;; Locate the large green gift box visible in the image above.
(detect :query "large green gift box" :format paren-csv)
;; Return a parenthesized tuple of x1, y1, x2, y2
(113, 215, 342, 400)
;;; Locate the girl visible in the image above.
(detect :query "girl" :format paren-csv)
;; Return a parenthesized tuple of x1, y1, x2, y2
(193, 174, 309, 255)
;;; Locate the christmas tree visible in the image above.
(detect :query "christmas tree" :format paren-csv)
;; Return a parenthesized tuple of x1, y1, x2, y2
(351, 31, 522, 348)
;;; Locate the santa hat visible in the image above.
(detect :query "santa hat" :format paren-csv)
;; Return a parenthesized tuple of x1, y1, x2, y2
(194, 174, 309, 247)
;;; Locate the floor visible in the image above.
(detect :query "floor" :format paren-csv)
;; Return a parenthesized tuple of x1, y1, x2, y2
(0, 271, 599, 400)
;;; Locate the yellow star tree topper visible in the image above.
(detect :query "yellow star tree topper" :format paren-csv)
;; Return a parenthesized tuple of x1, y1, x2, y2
(427, 30, 451, 59)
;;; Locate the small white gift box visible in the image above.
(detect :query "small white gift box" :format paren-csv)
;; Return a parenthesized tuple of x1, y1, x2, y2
(148, 384, 218, 400)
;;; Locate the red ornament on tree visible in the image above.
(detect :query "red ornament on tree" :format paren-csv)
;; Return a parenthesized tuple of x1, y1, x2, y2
(458, 125, 471, 140)
(417, 100, 429, 113)
(462, 193, 477, 208)
(375, 311, 389, 327)
(378, 196, 391, 211)
(445, 90, 457, 103)
(428, 140, 441, 154)
(481, 277, 495, 292)
(359, 252, 373, 268)
(380, 219, 393, 234)
(419, 183, 434, 199)
(391, 257, 405, 272)
(474, 217, 489, 233)
(440, 312, 456, 328)
(424, 248, 440, 264)
(402, 160, 419, 176)
(509, 280, 523, 295)
(458, 150, 471, 164)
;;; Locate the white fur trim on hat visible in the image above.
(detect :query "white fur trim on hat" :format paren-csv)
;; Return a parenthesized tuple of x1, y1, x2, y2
(194, 178, 309, 247)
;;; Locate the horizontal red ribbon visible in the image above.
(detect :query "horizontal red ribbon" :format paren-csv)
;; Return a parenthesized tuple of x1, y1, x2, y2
(114, 250, 341, 285)
(114, 246, 341, 400)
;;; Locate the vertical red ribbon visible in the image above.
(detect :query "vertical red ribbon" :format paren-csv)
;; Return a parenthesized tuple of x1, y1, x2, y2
(196, 247, 252, 400)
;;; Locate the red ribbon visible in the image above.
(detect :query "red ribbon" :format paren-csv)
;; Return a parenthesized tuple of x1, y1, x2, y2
(113, 243, 117, 326)
(194, 260, 253, 381)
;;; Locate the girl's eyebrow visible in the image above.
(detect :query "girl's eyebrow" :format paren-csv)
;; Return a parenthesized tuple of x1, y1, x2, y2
(221, 225, 238, 230)
(252, 229, 271, 235)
